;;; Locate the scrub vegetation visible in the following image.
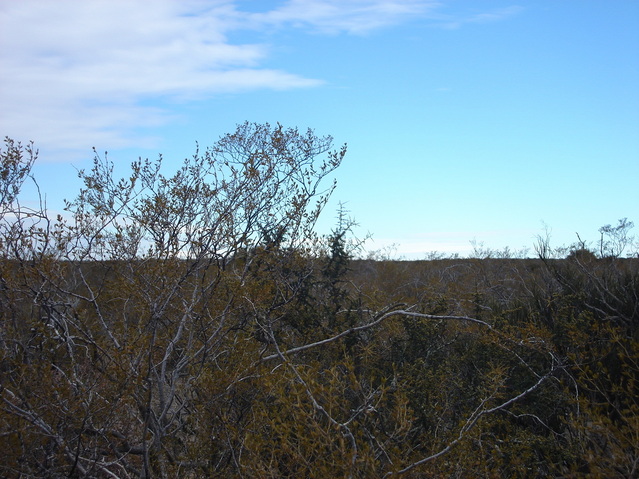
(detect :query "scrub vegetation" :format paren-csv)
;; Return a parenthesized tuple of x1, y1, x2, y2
(1, 126, 637, 478)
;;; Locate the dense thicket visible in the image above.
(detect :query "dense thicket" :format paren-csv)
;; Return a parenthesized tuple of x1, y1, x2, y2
(1, 130, 637, 478)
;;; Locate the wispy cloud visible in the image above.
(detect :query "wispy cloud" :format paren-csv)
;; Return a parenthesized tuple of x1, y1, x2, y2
(247, 0, 440, 35)
(0, 1, 515, 160)
(435, 5, 523, 30)
(0, 0, 323, 157)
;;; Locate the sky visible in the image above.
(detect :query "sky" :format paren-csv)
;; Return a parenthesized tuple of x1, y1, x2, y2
(1, 0, 638, 258)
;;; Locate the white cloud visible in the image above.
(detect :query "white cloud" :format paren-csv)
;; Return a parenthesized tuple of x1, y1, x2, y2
(0, 0, 324, 158)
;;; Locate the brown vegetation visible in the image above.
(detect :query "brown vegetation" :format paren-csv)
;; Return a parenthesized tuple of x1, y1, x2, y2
(1, 130, 637, 478)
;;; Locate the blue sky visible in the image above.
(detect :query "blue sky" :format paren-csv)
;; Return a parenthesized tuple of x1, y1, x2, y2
(1, 0, 638, 257)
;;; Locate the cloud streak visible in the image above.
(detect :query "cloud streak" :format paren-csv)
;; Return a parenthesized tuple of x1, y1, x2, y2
(247, 0, 439, 35)
(435, 5, 523, 30)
